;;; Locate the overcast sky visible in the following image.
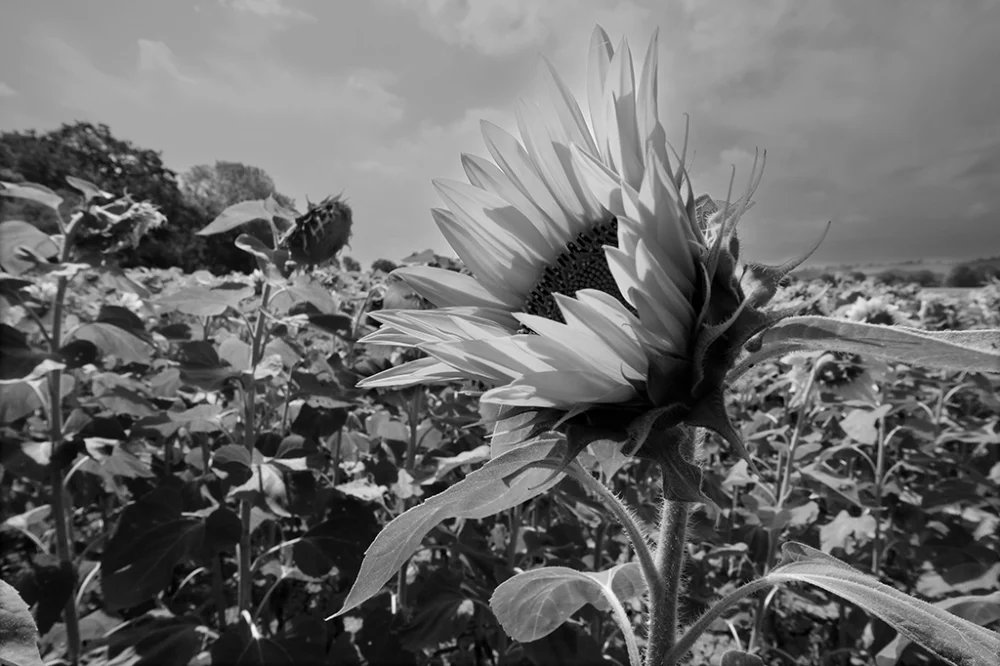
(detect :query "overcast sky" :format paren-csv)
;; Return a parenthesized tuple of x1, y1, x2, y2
(2, 0, 998, 267)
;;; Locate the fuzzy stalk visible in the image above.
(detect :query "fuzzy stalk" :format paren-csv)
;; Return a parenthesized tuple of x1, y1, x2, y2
(644, 427, 697, 666)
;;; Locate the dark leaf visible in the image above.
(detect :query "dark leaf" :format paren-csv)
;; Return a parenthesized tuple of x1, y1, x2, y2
(292, 494, 381, 578)
(100, 614, 200, 666)
(101, 486, 204, 610)
(210, 616, 294, 665)
(56, 340, 99, 369)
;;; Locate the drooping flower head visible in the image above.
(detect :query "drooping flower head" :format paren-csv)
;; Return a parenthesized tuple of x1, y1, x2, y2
(278, 194, 353, 271)
(74, 194, 167, 255)
(357, 26, 825, 470)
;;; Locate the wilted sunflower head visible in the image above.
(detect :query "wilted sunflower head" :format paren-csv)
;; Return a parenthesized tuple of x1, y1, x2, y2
(356, 26, 826, 467)
(278, 194, 353, 270)
(73, 194, 166, 255)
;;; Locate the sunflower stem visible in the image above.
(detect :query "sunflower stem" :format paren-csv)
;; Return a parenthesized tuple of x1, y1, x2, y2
(237, 282, 272, 616)
(645, 428, 696, 666)
(645, 496, 691, 666)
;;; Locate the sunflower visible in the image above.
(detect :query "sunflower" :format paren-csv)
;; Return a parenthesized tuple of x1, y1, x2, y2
(357, 26, 823, 466)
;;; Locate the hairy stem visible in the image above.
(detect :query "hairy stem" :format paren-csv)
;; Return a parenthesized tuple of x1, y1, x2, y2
(560, 463, 659, 605)
(645, 427, 697, 666)
(606, 588, 643, 666)
(645, 497, 691, 666)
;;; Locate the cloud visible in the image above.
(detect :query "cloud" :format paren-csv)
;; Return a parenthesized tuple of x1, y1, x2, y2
(394, 0, 651, 58)
(137, 40, 196, 84)
(0, 81, 17, 97)
(44, 35, 404, 125)
(217, 0, 315, 23)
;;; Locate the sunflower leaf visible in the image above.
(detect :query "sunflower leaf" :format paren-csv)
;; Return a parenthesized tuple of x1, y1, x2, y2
(490, 563, 645, 642)
(0, 181, 63, 211)
(771, 543, 1000, 666)
(330, 438, 565, 619)
(732, 316, 1000, 377)
(196, 199, 272, 236)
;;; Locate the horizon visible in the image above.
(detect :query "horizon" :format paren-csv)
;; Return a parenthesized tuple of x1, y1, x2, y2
(2, 0, 999, 267)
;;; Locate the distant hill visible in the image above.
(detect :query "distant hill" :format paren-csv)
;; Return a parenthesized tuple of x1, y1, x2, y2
(791, 255, 1000, 281)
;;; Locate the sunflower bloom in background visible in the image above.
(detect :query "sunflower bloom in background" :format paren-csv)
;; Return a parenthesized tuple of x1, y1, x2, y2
(357, 25, 823, 467)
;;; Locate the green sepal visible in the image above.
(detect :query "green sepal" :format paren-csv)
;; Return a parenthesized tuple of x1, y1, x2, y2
(684, 388, 759, 476)
(657, 434, 717, 508)
(741, 221, 830, 308)
(625, 404, 687, 456)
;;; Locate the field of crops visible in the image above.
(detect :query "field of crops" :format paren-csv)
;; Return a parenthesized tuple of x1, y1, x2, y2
(1, 176, 998, 666)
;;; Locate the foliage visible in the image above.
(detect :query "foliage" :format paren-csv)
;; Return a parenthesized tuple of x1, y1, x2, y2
(1, 177, 999, 666)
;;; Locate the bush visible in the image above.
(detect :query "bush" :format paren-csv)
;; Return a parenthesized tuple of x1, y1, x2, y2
(945, 264, 985, 288)
(910, 269, 941, 287)
(371, 258, 399, 274)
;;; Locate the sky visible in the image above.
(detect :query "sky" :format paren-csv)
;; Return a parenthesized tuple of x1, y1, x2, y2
(1, 0, 999, 268)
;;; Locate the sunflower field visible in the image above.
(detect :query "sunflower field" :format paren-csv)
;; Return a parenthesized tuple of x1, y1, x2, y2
(2, 23, 1000, 666)
(1, 177, 998, 666)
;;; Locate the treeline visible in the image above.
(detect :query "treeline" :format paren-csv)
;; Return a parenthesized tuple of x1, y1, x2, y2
(0, 122, 298, 274)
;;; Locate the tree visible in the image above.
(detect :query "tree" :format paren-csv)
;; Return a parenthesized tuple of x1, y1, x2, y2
(180, 161, 295, 219)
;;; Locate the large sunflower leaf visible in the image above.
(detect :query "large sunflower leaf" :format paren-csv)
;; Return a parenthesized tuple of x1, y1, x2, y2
(0, 181, 63, 211)
(66, 322, 153, 365)
(330, 438, 564, 618)
(733, 316, 1000, 377)
(875, 592, 1000, 665)
(156, 282, 255, 317)
(770, 543, 1000, 666)
(0, 220, 60, 275)
(196, 197, 274, 236)
(490, 563, 645, 642)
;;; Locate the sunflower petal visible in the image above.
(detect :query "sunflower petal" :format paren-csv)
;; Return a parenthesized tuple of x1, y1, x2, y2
(515, 99, 601, 229)
(553, 293, 647, 376)
(434, 178, 551, 267)
(432, 208, 533, 298)
(587, 25, 615, 163)
(393, 265, 517, 309)
(461, 154, 562, 260)
(481, 370, 636, 408)
(358, 358, 476, 389)
(542, 57, 600, 157)
(604, 39, 644, 189)
(481, 121, 576, 246)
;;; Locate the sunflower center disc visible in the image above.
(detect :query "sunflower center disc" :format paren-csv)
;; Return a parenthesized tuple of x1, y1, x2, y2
(519, 217, 634, 331)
